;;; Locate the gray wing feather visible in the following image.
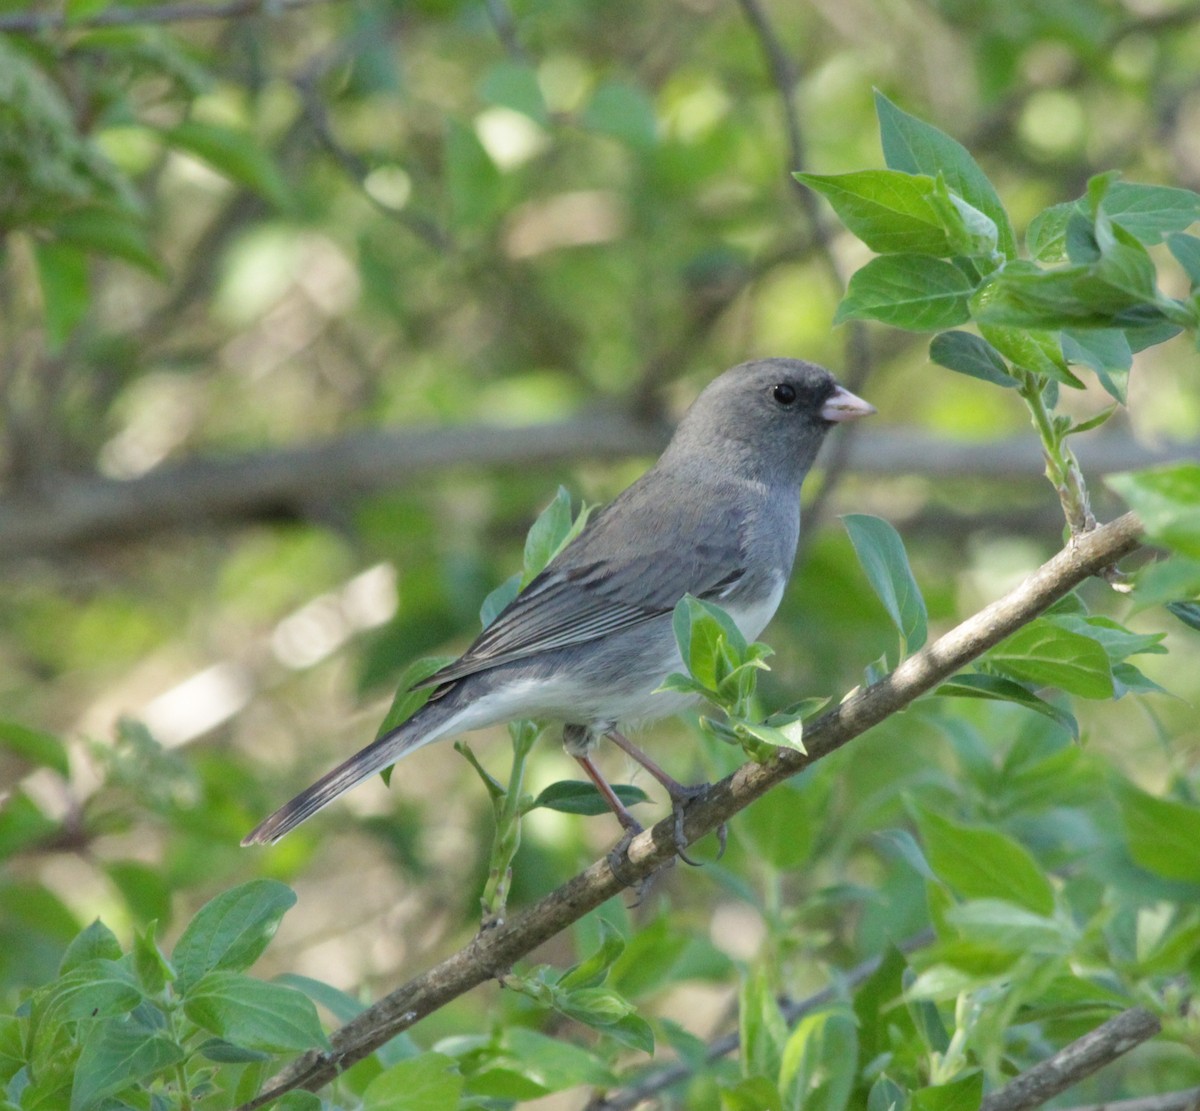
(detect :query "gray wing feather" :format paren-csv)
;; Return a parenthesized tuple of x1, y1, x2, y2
(417, 472, 747, 688)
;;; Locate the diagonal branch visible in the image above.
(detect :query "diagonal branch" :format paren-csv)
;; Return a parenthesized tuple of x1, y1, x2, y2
(980, 1006, 1163, 1111)
(236, 510, 1145, 1108)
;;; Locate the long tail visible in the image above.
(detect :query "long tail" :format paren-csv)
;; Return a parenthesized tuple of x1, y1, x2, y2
(242, 696, 464, 845)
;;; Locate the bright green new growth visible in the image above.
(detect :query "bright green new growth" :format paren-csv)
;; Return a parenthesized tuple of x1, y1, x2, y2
(801, 92, 1200, 542)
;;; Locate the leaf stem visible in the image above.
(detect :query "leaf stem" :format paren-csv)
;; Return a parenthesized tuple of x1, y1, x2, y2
(478, 720, 540, 925)
(1015, 371, 1096, 536)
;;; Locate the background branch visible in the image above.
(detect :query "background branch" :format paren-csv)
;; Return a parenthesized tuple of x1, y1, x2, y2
(0, 422, 1181, 561)
(0, 0, 342, 32)
(238, 511, 1145, 1108)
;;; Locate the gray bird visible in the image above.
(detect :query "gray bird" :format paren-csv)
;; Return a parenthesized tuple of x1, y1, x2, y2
(243, 358, 874, 851)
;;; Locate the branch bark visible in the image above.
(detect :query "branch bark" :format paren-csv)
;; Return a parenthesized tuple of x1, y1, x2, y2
(980, 1007, 1163, 1111)
(236, 511, 1145, 1109)
(3, 419, 1184, 561)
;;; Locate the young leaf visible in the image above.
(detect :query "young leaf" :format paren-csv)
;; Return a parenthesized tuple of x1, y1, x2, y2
(1026, 201, 1076, 262)
(987, 618, 1115, 699)
(375, 655, 456, 739)
(171, 880, 297, 992)
(912, 806, 1055, 916)
(71, 1022, 185, 1111)
(527, 780, 649, 816)
(910, 1070, 984, 1111)
(523, 487, 589, 583)
(671, 595, 747, 692)
(0, 721, 69, 777)
(183, 970, 330, 1052)
(1167, 232, 1200, 286)
(836, 254, 974, 331)
(557, 918, 626, 991)
(928, 331, 1017, 387)
(1107, 463, 1200, 559)
(34, 241, 90, 350)
(1101, 182, 1200, 245)
(1060, 328, 1132, 403)
(874, 91, 1017, 259)
(479, 61, 548, 125)
(934, 672, 1078, 739)
(60, 920, 123, 975)
(1116, 782, 1200, 882)
(795, 170, 961, 255)
(582, 82, 657, 149)
(165, 121, 290, 208)
(843, 514, 928, 652)
(362, 1052, 464, 1111)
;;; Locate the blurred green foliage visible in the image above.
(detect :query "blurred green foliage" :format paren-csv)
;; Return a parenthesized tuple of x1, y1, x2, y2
(1, 0, 1199, 1107)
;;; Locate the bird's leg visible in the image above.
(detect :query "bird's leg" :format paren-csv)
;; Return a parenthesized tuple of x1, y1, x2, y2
(573, 751, 643, 837)
(605, 729, 726, 865)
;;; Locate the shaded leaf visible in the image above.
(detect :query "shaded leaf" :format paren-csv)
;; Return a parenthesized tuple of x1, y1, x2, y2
(183, 970, 330, 1053)
(843, 514, 928, 652)
(836, 254, 974, 331)
(527, 780, 649, 816)
(929, 331, 1017, 387)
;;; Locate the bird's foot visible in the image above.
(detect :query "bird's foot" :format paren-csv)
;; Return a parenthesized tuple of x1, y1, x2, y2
(665, 781, 727, 866)
(605, 820, 666, 905)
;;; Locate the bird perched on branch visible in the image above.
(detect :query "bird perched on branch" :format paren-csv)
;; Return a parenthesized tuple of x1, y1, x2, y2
(244, 358, 874, 854)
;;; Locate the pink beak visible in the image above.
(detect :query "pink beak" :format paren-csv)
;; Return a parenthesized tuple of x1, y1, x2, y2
(820, 385, 876, 423)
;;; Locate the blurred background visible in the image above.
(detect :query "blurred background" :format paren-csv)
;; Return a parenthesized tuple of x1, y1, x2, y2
(1, 0, 1198, 1085)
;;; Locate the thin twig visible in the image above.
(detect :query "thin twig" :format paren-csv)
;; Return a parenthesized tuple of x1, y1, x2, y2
(980, 1007, 1163, 1111)
(235, 512, 1145, 1108)
(484, 0, 527, 62)
(0, 0, 342, 32)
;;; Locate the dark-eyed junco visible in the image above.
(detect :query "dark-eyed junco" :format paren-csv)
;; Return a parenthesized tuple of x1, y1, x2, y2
(244, 359, 873, 849)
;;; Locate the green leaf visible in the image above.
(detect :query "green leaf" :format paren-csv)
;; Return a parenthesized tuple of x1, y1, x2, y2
(972, 260, 1157, 330)
(980, 322, 1083, 387)
(133, 922, 174, 994)
(184, 970, 330, 1052)
(0, 790, 59, 861)
(71, 1022, 184, 1111)
(1101, 182, 1200, 245)
(874, 91, 1017, 259)
(0, 721, 68, 776)
(740, 966, 786, 1084)
(172, 880, 296, 992)
(735, 720, 805, 754)
(843, 514, 927, 652)
(523, 486, 589, 583)
(1167, 600, 1200, 631)
(796, 170, 962, 255)
(779, 1007, 858, 1111)
(479, 61, 548, 124)
(1108, 463, 1200, 559)
(480, 574, 521, 629)
(52, 206, 163, 276)
(375, 655, 456, 739)
(1026, 202, 1075, 262)
(558, 920, 626, 992)
(445, 119, 503, 228)
(671, 595, 749, 692)
(836, 254, 974, 331)
(165, 121, 289, 207)
(942, 899, 1073, 954)
(910, 1071, 983, 1111)
(60, 920, 123, 975)
(1060, 328, 1132, 403)
(722, 1076, 785, 1111)
(582, 82, 657, 149)
(1167, 232, 1200, 287)
(34, 241, 90, 351)
(987, 618, 1114, 699)
(913, 806, 1056, 915)
(1116, 782, 1200, 882)
(363, 1053, 463, 1111)
(928, 331, 1017, 387)
(935, 672, 1078, 739)
(527, 780, 649, 816)
(35, 959, 143, 1026)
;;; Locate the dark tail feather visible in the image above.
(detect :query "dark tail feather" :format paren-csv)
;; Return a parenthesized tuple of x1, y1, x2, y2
(242, 699, 460, 845)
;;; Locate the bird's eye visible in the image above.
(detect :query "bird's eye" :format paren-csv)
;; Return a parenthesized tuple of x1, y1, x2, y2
(772, 383, 797, 406)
